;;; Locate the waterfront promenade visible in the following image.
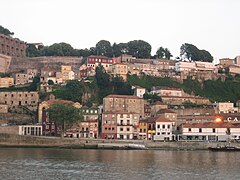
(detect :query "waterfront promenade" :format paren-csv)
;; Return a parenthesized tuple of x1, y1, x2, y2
(0, 133, 237, 150)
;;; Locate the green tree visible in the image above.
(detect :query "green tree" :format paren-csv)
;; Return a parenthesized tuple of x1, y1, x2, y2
(180, 43, 213, 62)
(0, 25, 14, 36)
(26, 44, 40, 57)
(48, 102, 83, 137)
(156, 47, 172, 59)
(143, 93, 162, 103)
(96, 40, 112, 57)
(127, 40, 152, 58)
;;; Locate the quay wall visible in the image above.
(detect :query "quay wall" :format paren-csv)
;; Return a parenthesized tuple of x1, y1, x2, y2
(0, 134, 236, 150)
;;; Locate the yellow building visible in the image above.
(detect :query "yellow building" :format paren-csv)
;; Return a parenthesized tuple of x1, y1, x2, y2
(112, 63, 128, 81)
(0, 77, 14, 88)
(61, 65, 72, 74)
(139, 119, 147, 140)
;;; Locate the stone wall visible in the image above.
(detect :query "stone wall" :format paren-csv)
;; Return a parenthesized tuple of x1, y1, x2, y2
(0, 113, 33, 124)
(9, 56, 83, 72)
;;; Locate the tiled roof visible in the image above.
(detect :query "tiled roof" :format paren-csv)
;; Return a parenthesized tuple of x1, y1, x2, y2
(157, 109, 176, 114)
(182, 122, 240, 128)
(105, 94, 141, 99)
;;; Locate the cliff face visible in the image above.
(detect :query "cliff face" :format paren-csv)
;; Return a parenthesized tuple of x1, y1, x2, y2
(9, 56, 83, 72)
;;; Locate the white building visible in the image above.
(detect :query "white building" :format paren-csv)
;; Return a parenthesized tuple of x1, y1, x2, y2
(178, 122, 240, 141)
(116, 112, 140, 140)
(133, 86, 146, 98)
(154, 117, 175, 141)
(213, 102, 236, 113)
(19, 125, 42, 136)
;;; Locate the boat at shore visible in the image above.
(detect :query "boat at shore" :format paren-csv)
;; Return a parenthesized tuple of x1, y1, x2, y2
(208, 145, 240, 151)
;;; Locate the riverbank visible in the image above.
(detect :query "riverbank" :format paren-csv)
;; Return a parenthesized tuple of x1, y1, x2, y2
(0, 133, 238, 150)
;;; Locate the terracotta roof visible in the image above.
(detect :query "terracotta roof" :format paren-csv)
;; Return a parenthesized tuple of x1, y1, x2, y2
(103, 111, 138, 115)
(182, 122, 240, 128)
(141, 116, 172, 123)
(105, 94, 141, 99)
(157, 109, 176, 114)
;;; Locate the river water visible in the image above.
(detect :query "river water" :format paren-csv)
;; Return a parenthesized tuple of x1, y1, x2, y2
(0, 148, 239, 180)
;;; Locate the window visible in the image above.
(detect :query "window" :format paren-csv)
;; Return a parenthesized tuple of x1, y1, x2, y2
(157, 125, 160, 128)
(140, 129, 142, 133)
(199, 128, 202, 133)
(120, 128, 123, 131)
(213, 128, 216, 133)
(162, 125, 165, 128)
(167, 125, 170, 129)
(157, 132, 160, 135)
(127, 128, 130, 131)
(112, 127, 115, 131)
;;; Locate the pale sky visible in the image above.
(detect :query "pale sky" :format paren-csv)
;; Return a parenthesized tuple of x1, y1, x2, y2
(1, 0, 240, 62)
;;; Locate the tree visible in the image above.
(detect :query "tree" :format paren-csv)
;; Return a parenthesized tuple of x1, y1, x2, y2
(48, 102, 83, 137)
(0, 25, 14, 36)
(180, 43, 213, 62)
(156, 47, 173, 59)
(112, 42, 128, 57)
(96, 40, 112, 57)
(26, 44, 40, 57)
(127, 40, 152, 58)
(143, 93, 162, 103)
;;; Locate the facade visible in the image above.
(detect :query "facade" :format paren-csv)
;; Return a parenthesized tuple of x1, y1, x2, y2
(179, 122, 240, 141)
(14, 73, 28, 85)
(154, 117, 174, 141)
(161, 96, 211, 106)
(213, 102, 235, 114)
(139, 119, 147, 140)
(87, 55, 114, 72)
(101, 112, 117, 139)
(27, 69, 38, 83)
(156, 109, 177, 126)
(229, 65, 240, 75)
(175, 61, 216, 73)
(0, 77, 14, 88)
(116, 112, 140, 140)
(0, 104, 8, 113)
(150, 101, 168, 115)
(111, 63, 128, 81)
(159, 88, 183, 97)
(0, 91, 38, 110)
(219, 58, 234, 68)
(103, 94, 145, 117)
(133, 86, 146, 98)
(19, 125, 42, 136)
(0, 34, 26, 57)
(0, 54, 11, 73)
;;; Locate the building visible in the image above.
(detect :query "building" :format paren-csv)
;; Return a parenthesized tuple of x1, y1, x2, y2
(103, 94, 145, 117)
(116, 112, 140, 140)
(0, 125, 42, 136)
(0, 54, 11, 73)
(61, 65, 74, 82)
(14, 73, 28, 85)
(154, 117, 174, 141)
(219, 58, 235, 68)
(178, 122, 240, 142)
(156, 109, 177, 125)
(229, 65, 240, 75)
(139, 119, 147, 140)
(0, 34, 26, 57)
(101, 112, 117, 139)
(0, 104, 8, 113)
(87, 55, 114, 72)
(27, 69, 38, 83)
(159, 88, 183, 97)
(0, 91, 38, 110)
(0, 77, 14, 88)
(213, 102, 236, 114)
(133, 86, 146, 98)
(111, 63, 128, 81)
(150, 101, 168, 116)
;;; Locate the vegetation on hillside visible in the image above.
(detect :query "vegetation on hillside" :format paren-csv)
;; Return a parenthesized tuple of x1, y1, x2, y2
(48, 102, 83, 137)
(0, 25, 14, 36)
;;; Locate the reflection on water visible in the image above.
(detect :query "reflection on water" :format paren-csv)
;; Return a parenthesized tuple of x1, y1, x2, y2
(0, 148, 240, 180)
